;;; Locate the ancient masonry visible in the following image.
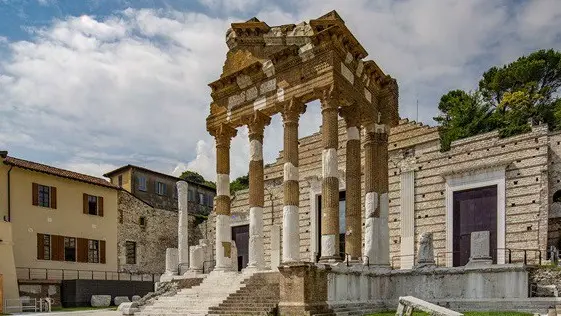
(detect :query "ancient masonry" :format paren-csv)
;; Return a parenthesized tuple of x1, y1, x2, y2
(205, 11, 399, 272)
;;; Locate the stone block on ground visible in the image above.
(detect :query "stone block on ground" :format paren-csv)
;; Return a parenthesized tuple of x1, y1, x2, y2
(132, 295, 141, 302)
(535, 285, 558, 297)
(91, 295, 111, 307)
(114, 296, 131, 306)
(117, 302, 131, 311)
(121, 302, 139, 315)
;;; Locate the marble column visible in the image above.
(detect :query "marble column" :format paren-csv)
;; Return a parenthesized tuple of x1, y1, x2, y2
(363, 125, 378, 265)
(375, 123, 390, 267)
(212, 124, 237, 271)
(340, 107, 361, 262)
(164, 248, 178, 276)
(176, 180, 189, 271)
(246, 111, 271, 270)
(281, 99, 306, 263)
(319, 89, 340, 262)
(400, 170, 415, 269)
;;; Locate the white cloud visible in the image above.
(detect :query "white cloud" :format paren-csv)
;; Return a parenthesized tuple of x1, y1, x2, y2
(1, 1, 561, 182)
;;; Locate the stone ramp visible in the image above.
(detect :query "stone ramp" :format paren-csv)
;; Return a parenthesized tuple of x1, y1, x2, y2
(139, 270, 254, 316)
(207, 271, 280, 316)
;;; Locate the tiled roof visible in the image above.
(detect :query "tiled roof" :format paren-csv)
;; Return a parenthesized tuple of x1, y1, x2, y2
(3, 156, 120, 189)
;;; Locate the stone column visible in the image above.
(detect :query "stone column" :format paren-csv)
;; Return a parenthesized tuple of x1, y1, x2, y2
(319, 89, 340, 262)
(363, 125, 377, 265)
(340, 107, 361, 262)
(164, 248, 178, 276)
(400, 169, 415, 269)
(246, 111, 271, 270)
(212, 124, 237, 271)
(281, 99, 306, 263)
(176, 180, 189, 272)
(375, 123, 390, 267)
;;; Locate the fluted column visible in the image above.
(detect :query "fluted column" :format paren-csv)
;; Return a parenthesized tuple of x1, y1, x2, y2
(246, 111, 271, 270)
(176, 180, 189, 271)
(281, 99, 306, 263)
(340, 107, 361, 262)
(212, 124, 237, 271)
(319, 89, 341, 262)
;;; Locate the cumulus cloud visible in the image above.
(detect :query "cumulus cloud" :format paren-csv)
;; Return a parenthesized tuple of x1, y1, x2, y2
(1, 0, 560, 180)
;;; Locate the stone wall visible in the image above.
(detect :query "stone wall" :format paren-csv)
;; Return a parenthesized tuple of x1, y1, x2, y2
(548, 131, 561, 250)
(117, 191, 206, 274)
(203, 119, 558, 269)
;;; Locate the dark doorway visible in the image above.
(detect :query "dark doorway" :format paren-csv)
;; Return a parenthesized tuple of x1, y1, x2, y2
(316, 191, 346, 261)
(453, 185, 497, 267)
(231, 225, 249, 271)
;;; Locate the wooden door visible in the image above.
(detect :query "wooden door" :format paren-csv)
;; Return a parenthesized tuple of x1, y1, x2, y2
(231, 225, 249, 271)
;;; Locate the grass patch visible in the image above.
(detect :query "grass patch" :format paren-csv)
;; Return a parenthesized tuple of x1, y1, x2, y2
(51, 306, 118, 312)
(367, 312, 532, 316)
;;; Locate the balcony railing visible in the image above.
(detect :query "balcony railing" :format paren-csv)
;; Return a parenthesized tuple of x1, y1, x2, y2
(16, 267, 161, 282)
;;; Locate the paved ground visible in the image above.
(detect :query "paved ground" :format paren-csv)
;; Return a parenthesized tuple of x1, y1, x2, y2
(12, 309, 121, 316)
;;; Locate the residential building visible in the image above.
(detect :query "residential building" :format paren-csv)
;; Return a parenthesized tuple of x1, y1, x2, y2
(0, 152, 120, 278)
(104, 165, 215, 215)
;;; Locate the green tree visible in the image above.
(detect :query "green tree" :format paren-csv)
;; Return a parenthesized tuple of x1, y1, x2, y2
(434, 49, 561, 150)
(230, 174, 249, 194)
(180, 170, 206, 184)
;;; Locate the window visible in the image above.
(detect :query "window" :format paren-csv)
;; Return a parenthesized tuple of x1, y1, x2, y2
(188, 189, 194, 201)
(88, 240, 99, 263)
(156, 182, 166, 195)
(126, 241, 136, 264)
(38, 185, 50, 207)
(137, 176, 147, 191)
(118, 175, 123, 187)
(208, 195, 214, 207)
(38, 234, 51, 260)
(173, 186, 178, 200)
(554, 190, 561, 203)
(139, 216, 146, 228)
(88, 195, 98, 215)
(83, 194, 104, 216)
(199, 193, 205, 205)
(33, 183, 56, 208)
(64, 237, 76, 262)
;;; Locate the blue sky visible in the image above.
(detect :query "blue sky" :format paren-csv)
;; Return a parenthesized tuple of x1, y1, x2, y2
(0, 0, 560, 180)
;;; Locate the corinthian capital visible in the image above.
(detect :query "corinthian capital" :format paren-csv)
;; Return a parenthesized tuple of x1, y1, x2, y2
(281, 98, 306, 123)
(210, 123, 238, 147)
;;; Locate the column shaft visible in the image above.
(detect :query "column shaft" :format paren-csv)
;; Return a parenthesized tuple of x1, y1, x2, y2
(282, 100, 305, 263)
(213, 125, 237, 271)
(320, 95, 340, 262)
(363, 128, 378, 265)
(342, 110, 361, 262)
(375, 127, 390, 266)
(247, 112, 270, 270)
(177, 181, 189, 271)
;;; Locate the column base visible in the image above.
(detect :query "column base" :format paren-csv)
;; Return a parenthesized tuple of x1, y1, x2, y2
(278, 262, 331, 316)
(318, 256, 342, 264)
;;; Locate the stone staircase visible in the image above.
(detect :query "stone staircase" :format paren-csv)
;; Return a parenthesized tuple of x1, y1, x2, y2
(139, 270, 255, 316)
(207, 271, 280, 316)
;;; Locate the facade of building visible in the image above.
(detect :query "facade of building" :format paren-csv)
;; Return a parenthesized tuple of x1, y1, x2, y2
(202, 120, 561, 270)
(0, 152, 120, 278)
(104, 165, 215, 215)
(104, 165, 214, 274)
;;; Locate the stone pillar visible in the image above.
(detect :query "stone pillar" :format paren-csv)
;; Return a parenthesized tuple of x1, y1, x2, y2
(246, 111, 271, 270)
(278, 262, 331, 316)
(212, 124, 237, 271)
(164, 248, 178, 276)
(363, 126, 377, 266)
(376, 123, 390, 267)
(400, 170, 415, 269)
(319, 89, 340, 262)
(176, 181, 189, 272)
(281, 99, 306, 263)
(340, 107, 361, 262)
(415, 232, 435, 268)
(466, 231, 493, 266)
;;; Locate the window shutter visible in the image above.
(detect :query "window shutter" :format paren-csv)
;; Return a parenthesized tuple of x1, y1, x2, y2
(100, 240, 106, 264)
(51, 235, 64, 261)
(50, 187, 57, 209)
(37, 233, 45, 260)
(32, 183, 39, 206)
(97, 196, 104, 217)
(83, 193, 88, 214)
(77, 238, 88, 262)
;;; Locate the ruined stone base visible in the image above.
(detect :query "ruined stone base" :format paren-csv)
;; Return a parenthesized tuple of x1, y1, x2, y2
(278, 302, 333, 316)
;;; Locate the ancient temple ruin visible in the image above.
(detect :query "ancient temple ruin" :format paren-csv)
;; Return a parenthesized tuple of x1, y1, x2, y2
(206, 10, 398, 270)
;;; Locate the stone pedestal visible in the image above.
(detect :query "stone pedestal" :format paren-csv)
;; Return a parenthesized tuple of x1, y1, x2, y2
(164, 248, 178, 276)
(415, 232, 435, 268)
(189, 245, 204, 273)
(278, 262, 332, 316)
(466, 231, 492, 267)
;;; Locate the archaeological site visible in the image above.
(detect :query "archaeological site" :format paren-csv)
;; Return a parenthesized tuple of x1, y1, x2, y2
(121, 10, 561, 316)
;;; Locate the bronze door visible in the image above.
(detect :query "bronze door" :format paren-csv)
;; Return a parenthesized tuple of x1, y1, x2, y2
(453, 185, 497, 266)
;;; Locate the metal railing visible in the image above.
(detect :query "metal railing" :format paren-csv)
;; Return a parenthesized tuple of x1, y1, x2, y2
(436, 251, 460, 267)
(16, 267, 161, 282)
(391, 254, 415, 269)
(3, 297, 51, 313)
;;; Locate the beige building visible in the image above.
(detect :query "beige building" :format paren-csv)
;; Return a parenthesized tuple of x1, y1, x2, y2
(202, 120, 561, 270)
(0, 152, 119, 278)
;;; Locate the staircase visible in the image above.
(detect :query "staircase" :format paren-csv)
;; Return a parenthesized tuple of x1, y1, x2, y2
(207, 271, 280, 316)
(139, 270, 255, 316)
